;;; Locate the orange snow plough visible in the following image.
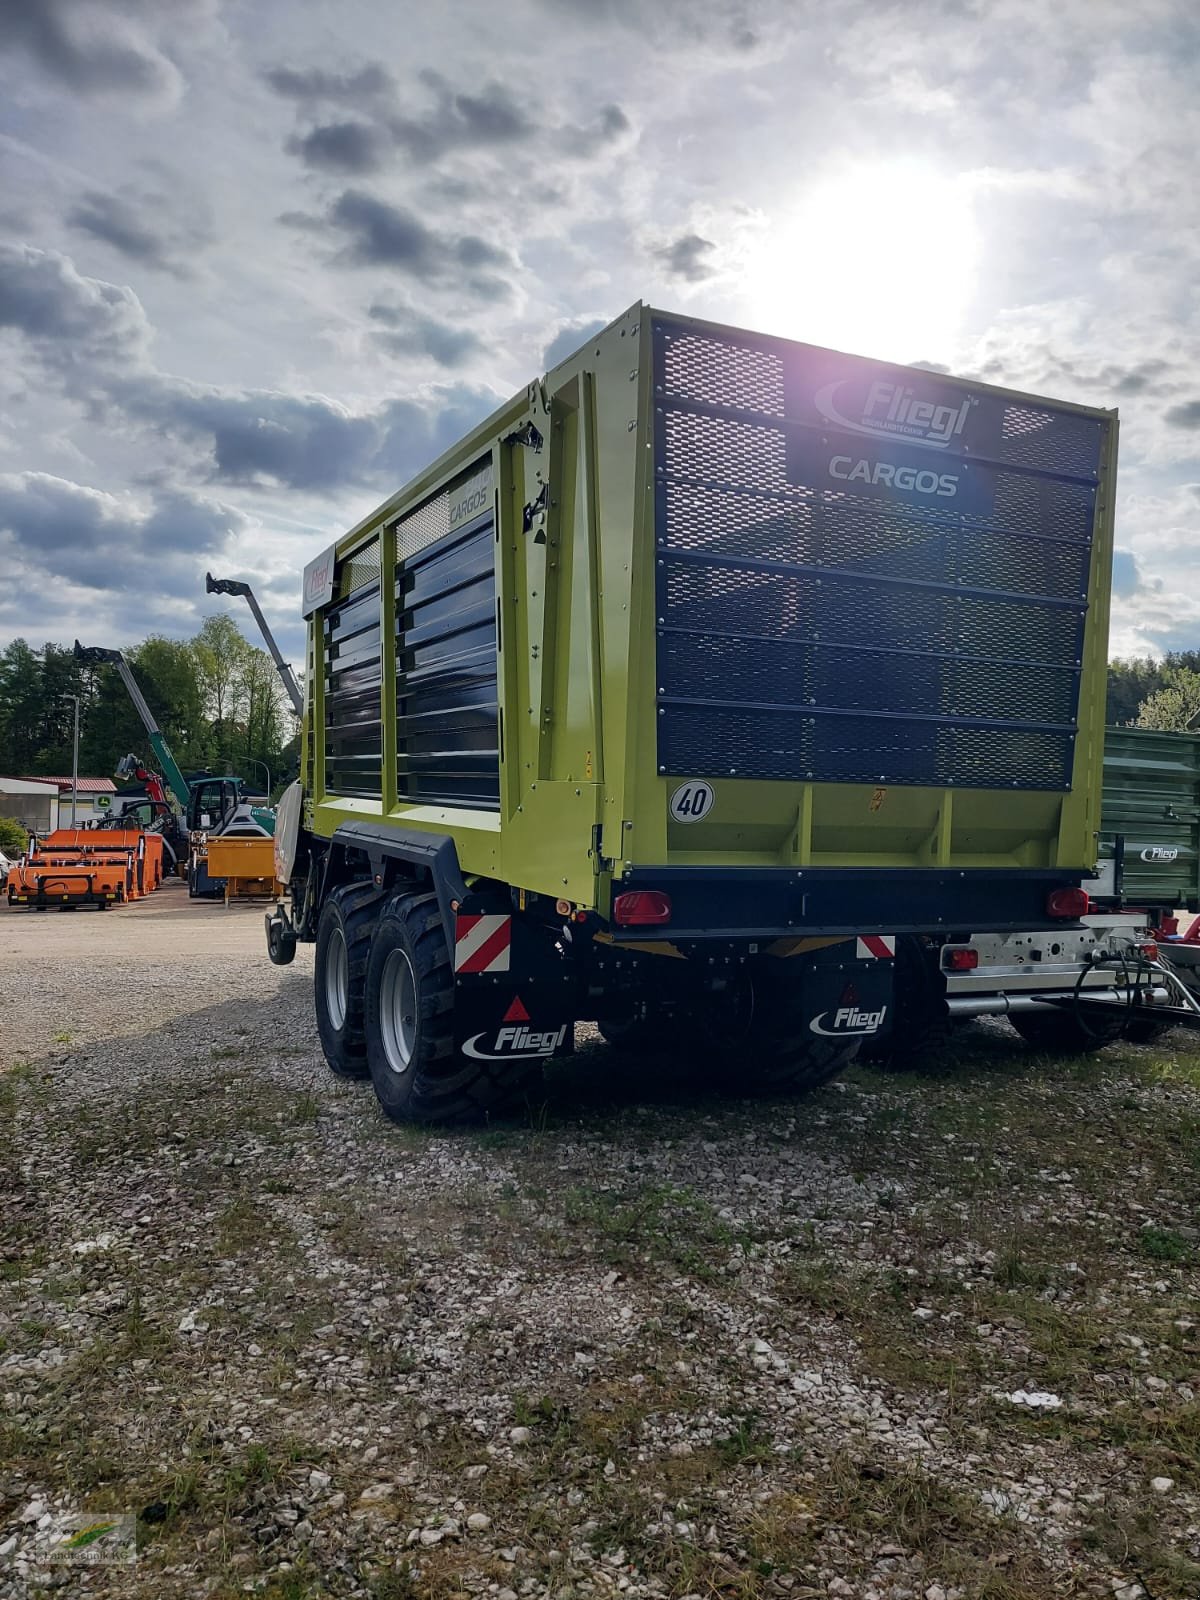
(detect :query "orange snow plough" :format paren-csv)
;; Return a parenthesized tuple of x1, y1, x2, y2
(5, 828, 165, 910)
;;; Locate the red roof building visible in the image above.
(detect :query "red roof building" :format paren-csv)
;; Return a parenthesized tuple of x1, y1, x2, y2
(20, 776, 117, 794)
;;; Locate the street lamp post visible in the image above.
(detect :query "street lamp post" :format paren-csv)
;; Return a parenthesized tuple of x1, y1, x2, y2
(61, 694, 80, 827)
(243, 757, 271, 800)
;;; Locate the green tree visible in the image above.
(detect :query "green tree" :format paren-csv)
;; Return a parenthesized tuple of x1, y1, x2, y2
(132, 637, 209, 768)
(239, 648, 288, 795)
(192, 614, 251, 771)
(1135, 666, 1200, 732)
(1107, 656, 1163, 726)
(0, 815, 29, 854)
(0, 640, 45, 772)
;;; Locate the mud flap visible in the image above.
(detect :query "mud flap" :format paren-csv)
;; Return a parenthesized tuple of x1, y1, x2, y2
(798, 943, 894, 1047)
(453, 985, 574, 1065)
(451, 898, 574, 1066)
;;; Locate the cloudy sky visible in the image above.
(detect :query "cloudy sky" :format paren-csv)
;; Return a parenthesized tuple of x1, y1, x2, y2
(1, 0, 1197, 668)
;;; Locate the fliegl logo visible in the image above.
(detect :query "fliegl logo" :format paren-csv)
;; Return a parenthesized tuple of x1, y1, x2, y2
(815, 377, 973, 450)
(463, 1023, 567, 1060)
(810, 1005, 888, 1038)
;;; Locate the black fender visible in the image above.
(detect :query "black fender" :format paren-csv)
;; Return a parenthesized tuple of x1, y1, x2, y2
(327, 822, 469, 961)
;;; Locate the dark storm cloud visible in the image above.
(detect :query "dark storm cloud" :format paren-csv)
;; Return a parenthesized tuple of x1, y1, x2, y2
(115, 372, 496, 493)
(559, 103, 633, 158)
(0, 0, 180, 100)
(269, 54, 629, 175)
(0, 474, 242, 595)
(1164, 400, 1200, 429)
(119, 376, 387, 490)
(330, 192, 438, 271)
(0, 244, 498, 496)
(654, 233, 717, 282)
(291, 192, 514, 294)
(283, 76, 537, 174)
(388, 72, 536, 161)
(0, 243, 150, 361)
(288, 121, 392, 175)
(367, 304, 485, 368)
(66, 189, 211, 276)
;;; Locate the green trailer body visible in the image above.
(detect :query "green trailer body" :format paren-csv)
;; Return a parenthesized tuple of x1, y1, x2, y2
(1098, 727, 1200, 910)
(272, 303, 1124, 1121)
(299, 303, 1115, 917)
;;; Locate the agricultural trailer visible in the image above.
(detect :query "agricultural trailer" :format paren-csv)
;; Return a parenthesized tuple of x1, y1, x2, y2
(264, 303, 1169, 1123)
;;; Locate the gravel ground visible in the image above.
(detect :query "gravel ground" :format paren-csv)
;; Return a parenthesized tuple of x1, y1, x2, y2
(1, 882, 1199, 1600)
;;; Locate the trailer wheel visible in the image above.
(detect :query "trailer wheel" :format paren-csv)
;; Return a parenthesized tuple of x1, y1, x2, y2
(315, 882, 384, 1080)
(364, 891, 540, 1125)
(1009, 1007, 1126, 1055)
(704, 968, 860, 1097)
(861, 935, 950, 1071)
(1123, 1014, 1171, 1045)
(596, 1013, 688, 1053)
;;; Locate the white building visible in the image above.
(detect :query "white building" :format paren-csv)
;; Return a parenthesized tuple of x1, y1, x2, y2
(0, 778, 61, 836)
(19, 776, 118, 827)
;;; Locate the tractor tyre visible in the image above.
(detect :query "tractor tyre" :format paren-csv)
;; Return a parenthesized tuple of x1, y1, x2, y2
(314, 882, 385, 1080)
(1123, 1014, 1172, 1045)
(364, 891, 542, 1124)
(596, 1013, 691, 1054)
(862, 935, 951, 1071)
(1009, 1007, 1126, 1056)
(703, 967, 860, 1097)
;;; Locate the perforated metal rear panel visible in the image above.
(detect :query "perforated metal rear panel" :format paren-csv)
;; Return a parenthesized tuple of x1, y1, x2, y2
(653, 318, 1104, 789)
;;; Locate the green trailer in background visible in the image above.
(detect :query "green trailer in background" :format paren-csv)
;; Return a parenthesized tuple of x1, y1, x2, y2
(266, 302, 1170, 1123)
(1097, 726, 1200, 910)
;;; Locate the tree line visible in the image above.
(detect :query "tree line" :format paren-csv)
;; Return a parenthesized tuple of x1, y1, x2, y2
(0, 617, 299, 798)
(1107, 653, 1200, 731)
(1, 629, 1196, 802)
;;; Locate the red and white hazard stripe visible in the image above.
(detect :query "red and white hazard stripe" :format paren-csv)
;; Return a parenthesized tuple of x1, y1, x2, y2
(856, 935, 896, 960)
(454, 913, 512, 974)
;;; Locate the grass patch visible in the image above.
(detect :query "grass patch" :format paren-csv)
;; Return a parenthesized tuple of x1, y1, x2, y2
(1140, 1226, 1192, 1263)
(559, 1181, 736, 1277)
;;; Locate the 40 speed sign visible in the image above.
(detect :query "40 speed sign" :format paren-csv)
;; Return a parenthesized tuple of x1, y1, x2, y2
(669, 781, 716, 822)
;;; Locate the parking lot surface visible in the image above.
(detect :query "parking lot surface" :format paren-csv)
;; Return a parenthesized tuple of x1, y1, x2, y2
(2, 883, 1198, 1598)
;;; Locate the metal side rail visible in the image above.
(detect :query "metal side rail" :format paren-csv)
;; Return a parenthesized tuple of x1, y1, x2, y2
(946, 986, 1172, 1018)
(946, 955, 1200, 1029)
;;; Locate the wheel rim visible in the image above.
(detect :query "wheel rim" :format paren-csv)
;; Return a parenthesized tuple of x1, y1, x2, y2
(326, 926, 348, 1031)
(379, 947, 417, 1075)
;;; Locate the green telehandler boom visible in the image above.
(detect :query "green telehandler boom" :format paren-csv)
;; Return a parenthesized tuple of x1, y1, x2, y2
(74, 640, 274, 898)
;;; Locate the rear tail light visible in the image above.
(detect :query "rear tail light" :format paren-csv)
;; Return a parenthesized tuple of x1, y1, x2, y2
(1138, 940, 1160, 962)
(1046, 887, 1089, 920)
(945, 948, 979, 971)
(613, 890, 672, 927)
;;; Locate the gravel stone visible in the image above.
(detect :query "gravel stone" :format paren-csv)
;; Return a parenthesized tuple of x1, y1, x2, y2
(1, 892, 1198, 1598)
